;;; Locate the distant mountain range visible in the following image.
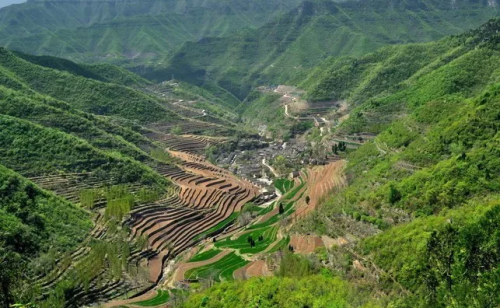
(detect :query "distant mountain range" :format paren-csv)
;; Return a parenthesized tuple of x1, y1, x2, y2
(150, 0, 500, 98)
(1, 0, 498, 99)
(0, 0, 301, 66)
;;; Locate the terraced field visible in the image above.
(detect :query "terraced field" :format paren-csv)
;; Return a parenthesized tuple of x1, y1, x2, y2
(149, 117, 236, 137)
(129, 289, 170, 307)
(291, 161, 347, 220)
(146, 132, 228, 154)
(184, 252, 249, 282)
(28, 127, 344, 308)
(125, 150, 259, 284)
(189, 249, 222, 263)
(19, 130, 259, 308)
(162, 159, 347, 294)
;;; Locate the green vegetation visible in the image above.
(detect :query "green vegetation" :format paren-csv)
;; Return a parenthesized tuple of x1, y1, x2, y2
(181, 249, 377, 308)
(249, 202, 294, 230)
(0, 48, 178, 123)
(189, 249, 222, 263)
(13, 51, 151, 88)
(181, 274, 373, 308)
(0, 0, 302, 68)
(258, 203, 275, 216)
(4, 4, 500, 308)
(0, 48, 186, 307)
(216, 226, 279, 254)
(184, 252, 248, 282)
(131, 290, 170, 307)
(157, 0, 498, 100)
(283, 181, 305, 200)
(274, 178, 295, 194)
(0, 164, 92, 307)
(288, 17, 500, 308)
(193, 212, 239, 241)
(267, 236, 291, 254)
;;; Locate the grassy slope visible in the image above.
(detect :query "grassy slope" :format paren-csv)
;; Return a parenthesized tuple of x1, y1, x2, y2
(0, 163, 92, 302)
(0, 48, 175, 187)
(12, 51, 152, 87)
(0, 163, 92, 254)
(0, 48, 178, 123)
(293, 18, 500, 306)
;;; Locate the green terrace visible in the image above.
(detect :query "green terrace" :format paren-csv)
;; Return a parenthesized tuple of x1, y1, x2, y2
(215, 226, 279, 254)
(184, 252, 249, 282)
(192, 212, 239, 241)
(188, 248, 222, 263)
(274, 178, 295, 194)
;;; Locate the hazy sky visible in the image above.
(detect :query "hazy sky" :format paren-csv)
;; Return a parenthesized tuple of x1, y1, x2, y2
(0, 0, 25, 9)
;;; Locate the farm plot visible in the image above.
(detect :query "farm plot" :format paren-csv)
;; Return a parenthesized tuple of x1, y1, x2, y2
(215, 226, 279, 254)
(129, 289, 170, 307)
(290, 161, 346, 220)
(274, 178, 295, 194)
(184, 252, 249, 282)
(249, 202, 295, 230)
(189, 249, 222, 263)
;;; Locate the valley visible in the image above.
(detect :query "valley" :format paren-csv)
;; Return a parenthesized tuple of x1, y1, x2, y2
(2, 1, 500, 308)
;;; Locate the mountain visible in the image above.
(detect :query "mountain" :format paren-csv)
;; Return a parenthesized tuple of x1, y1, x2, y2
(0, 47, 254, 307)
(151, 0, 500, 99)
(288, 17, 500, 307)
(3, 4, 500, 308)
(152, 17, 500, 308)
(0, 163, 92, 307)
(0, 0, 301, 67)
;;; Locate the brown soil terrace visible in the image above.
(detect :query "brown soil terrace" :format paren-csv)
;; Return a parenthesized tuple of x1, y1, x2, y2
(289, 235, 325, 254)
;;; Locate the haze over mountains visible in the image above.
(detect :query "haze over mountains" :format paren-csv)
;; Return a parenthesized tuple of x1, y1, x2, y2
(1, 0, 499, 98)
(0, 0, 302, 66)
(1, 0, 500, 308)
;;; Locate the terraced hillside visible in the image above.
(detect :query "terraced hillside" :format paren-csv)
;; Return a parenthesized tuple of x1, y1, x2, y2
(0, 49, 263, 308)
(155, 160, 346, 293)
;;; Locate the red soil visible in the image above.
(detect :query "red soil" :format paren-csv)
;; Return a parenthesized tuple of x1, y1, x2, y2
(233, 260, 269, 280)
(289, 235, 324, 254)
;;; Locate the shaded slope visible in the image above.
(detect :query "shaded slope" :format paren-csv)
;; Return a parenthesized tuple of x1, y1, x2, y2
(0, 0, 302, 66)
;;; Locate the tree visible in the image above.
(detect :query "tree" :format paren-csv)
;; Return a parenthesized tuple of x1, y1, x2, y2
(332, 144, 338, 154)
(388, 184, 401, 204)
(238, 212, 252, 227)
(278, 203, 285, 215)
(273, 155, 287, 175)
(171, 125, 182, 135)
(305, 196, 310, 204)
(0, 250, 23, 308)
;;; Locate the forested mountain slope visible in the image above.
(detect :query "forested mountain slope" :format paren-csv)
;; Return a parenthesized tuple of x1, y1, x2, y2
(0, 0, 301, 67)
(0, 164, 92, 307)
(178, 18, 500, 308)
(152, 0, 500, 99)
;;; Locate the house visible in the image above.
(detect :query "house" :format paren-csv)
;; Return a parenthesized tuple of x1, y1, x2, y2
(289, 171, 300, 179)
